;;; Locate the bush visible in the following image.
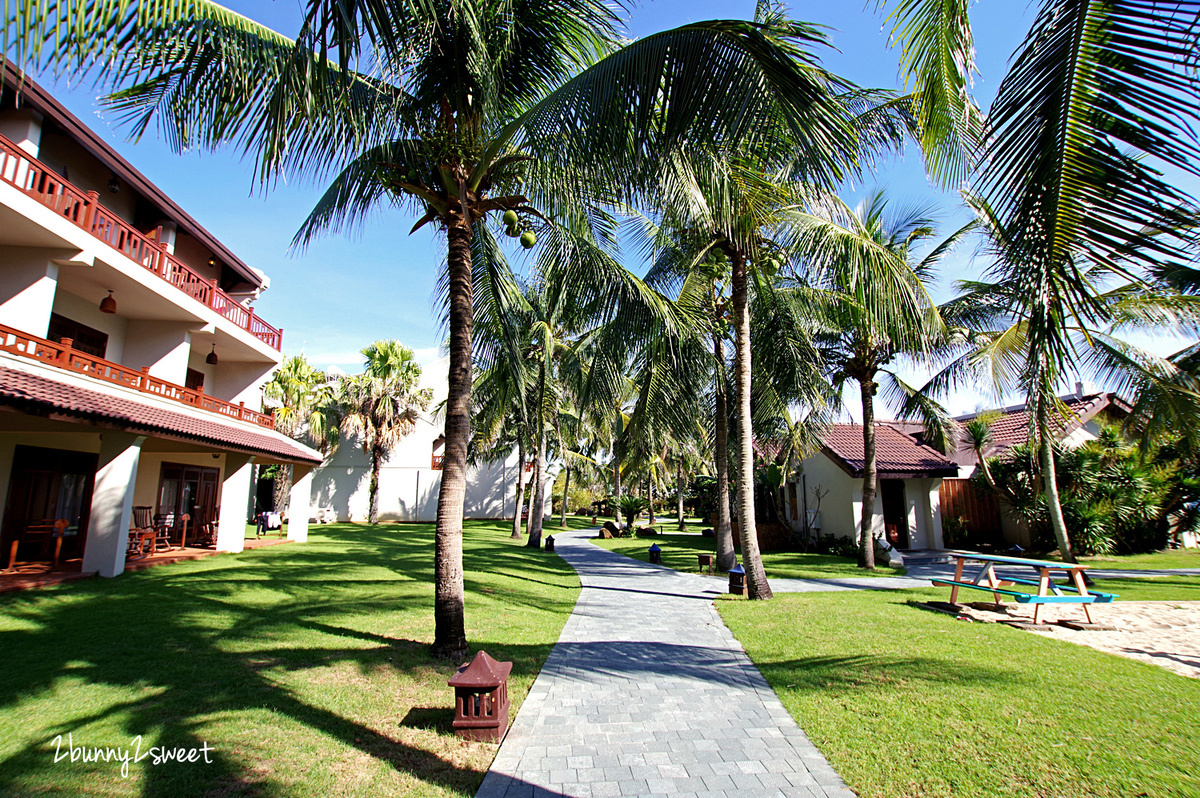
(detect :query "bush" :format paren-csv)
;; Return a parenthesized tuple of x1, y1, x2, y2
(812, 533, 859, 559)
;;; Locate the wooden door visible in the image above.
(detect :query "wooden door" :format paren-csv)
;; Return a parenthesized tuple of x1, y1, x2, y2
(1, 446, 96, 564)
(880, 479, 910, 549)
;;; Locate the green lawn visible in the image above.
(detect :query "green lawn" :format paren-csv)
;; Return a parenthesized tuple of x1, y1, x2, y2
(1074, 548, 1200, 570)
(592, 532, 905, 578)
(717, 587, 1200, 798)
(0, 521, 580, 798)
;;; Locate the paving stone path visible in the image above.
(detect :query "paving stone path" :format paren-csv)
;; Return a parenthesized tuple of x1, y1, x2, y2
(476, 528, 858, 798)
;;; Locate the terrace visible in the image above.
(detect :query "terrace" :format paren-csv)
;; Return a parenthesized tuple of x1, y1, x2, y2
(0, 320, 275, 428)
(0, 133, 282, 350)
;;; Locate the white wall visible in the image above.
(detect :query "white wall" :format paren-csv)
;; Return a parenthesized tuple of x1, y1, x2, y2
(0, 247, 60, 338)
(51, 289, 129, 362)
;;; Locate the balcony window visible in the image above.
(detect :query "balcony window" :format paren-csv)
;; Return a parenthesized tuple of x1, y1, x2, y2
(47, 313, 107, 358)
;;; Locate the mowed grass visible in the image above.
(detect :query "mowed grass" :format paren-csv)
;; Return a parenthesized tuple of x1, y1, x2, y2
(0, 521, 580, 798)
(592, 532, 904, 578)
(717, 587, 1200, 798)
(1075, 547, 1200, 570)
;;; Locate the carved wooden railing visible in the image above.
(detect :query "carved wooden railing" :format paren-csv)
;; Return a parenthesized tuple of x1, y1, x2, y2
(0, 134, 282, 350)
(0, 323, 276, 429)
(431, 454, 444, 470)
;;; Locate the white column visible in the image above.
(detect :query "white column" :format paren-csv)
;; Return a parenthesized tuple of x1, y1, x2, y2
(83, 433, 145, 578)
(216, 454, 254, 553)
(288, 465, 314, 543)
(928, 480, 945, 549)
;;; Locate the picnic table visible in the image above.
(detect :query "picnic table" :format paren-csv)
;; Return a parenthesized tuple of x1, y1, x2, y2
(933, 552, 1117, 624)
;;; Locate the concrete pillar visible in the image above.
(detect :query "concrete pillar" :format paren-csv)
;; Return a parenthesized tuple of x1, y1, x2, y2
(288, 465, 314, 543)
(216, 454, 254, 553)
(82, 433, 145, 578)
(0, 440, 16, 535)
(122, 321, 194, 383)
(0, 254, 57, 337)
(928, 481, 945, 549)
(0, 108, 44, 156)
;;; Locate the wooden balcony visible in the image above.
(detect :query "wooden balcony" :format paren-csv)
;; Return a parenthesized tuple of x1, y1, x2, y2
(0, 322, 275, 429)
(0, 134, 283, 350)
(432, 454, 444, 470)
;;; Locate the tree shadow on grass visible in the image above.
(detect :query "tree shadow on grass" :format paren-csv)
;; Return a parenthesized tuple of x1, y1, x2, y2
(0, 523, 578, 798)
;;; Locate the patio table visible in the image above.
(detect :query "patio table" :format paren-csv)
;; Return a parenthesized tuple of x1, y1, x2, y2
(934, 552, 1116, 624)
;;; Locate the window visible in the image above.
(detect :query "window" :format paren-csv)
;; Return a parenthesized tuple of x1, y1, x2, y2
(185, 368, 205, 391)
(47, 313, 108, 358)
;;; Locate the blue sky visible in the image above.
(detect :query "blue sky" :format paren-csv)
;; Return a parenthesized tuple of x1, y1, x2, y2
(29, 1, 1194, 415)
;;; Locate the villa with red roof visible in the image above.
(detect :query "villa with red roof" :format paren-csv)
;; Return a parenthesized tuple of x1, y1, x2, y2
(780, 423, 958, 555)
(0, 63, 322, 579)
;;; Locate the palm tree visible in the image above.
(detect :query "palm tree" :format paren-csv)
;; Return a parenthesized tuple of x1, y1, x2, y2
(263, 354, 341, 512)
(339, 341, 433, 525)
(792, 190, 969, 568)
(14, 0, 920, 658)
(883, 0, 1200, 561)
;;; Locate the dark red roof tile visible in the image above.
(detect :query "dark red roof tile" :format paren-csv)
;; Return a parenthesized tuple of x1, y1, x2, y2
(0, 366, 322, 464)
(821, 423, 958, 476)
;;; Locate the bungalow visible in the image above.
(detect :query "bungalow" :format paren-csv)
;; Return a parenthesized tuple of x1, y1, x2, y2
(780, 423, 958, 553)
(941, 387, 1136, 548)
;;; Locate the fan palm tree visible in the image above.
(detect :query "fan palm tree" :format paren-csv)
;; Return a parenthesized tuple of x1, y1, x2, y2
(883, 0, 1200, 561)
(263, 354, 342, 512)
(791, 190, 969, 568)
(339, 340, 433, 525)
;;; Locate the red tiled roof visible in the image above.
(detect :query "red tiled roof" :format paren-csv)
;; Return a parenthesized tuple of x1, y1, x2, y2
(0, 367, 322, 464)
(821, 423, 958, 477)
(951, 392, 1130, 464)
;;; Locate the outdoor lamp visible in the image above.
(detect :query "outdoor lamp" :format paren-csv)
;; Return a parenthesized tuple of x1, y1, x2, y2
(206, 344, 218, 365)
(99, 290, 116, 314)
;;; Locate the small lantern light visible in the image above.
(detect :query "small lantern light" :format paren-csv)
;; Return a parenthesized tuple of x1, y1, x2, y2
(728, 563, 747, 596)
(107, 173, 120, 193)
(544, 535, 554, 552)
(697, 553, 714, 575)
(99, 290, 116, 314)
(447, 650, 513, 743)
(206, 344, 218, 365)
(648, 543, 662, 565)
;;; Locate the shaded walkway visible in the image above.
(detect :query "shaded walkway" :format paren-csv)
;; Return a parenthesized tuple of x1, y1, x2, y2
(477, 528, 855, 798)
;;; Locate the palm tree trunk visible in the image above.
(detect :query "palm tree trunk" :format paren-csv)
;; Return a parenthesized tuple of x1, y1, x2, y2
(511, 438, 527, 539)
(731, 251, 772, 600)
(713, 331, 736, 571)
(559, 466, 571, 528)
(368, 444, 382, 524)
(432, 213, 471, 661)
(1037, 399, 1077, 562)
(527, 430, 547, 547)
(677, 459, 686, 531)
(272, 464, 293, 516)
(613, 462, 623, 525)
(525, 453, 541, 541)
(648, 479, 656, 525)
(858, 377, 878, 569)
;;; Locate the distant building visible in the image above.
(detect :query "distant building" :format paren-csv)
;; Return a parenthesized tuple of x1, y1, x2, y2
(311, 356, 550, 523)
(0, 63, 321, 578)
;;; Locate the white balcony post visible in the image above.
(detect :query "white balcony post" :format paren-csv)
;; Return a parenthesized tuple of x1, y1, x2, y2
(288, 465, 314, 543)
(83, 433, 146, 578)
(216, 454, 255, 553)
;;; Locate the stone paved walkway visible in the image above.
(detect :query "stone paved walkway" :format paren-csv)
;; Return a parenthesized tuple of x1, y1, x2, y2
(476, 528, 856, 798)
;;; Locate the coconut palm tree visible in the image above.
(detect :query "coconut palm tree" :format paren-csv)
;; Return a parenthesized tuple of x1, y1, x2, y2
(882, 0, 1200, 561)
(339, 340, 432, 525)
(12, 0, 914, 658)
(790, 190, 970, 568)
(263, 354, 342, 512)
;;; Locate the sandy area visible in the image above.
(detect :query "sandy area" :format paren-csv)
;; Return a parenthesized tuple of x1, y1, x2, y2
(949, 600, 1200, 679)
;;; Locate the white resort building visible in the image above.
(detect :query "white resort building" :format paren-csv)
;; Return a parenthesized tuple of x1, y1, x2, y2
(0, 63, 321, 579)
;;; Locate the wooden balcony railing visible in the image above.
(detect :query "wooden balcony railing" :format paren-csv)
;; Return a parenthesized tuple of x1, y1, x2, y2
(431, 454, 444, 470)
(0, 135, 283, 350)
(0, 322, 276, 429)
